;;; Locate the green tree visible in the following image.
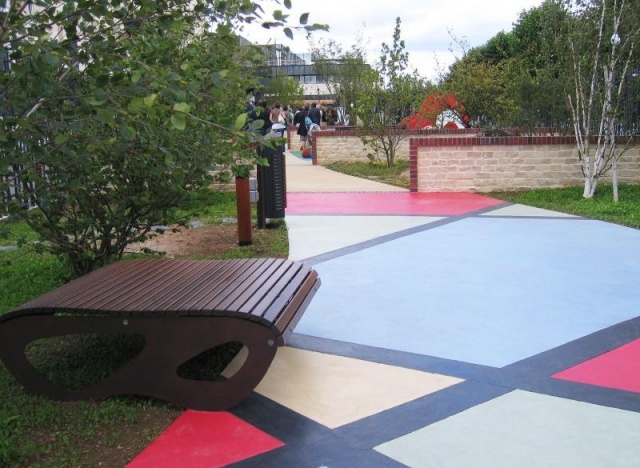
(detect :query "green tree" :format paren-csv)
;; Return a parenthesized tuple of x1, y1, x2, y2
(354, 17, 425, 167)
(442, 52, 518, 127)
(0, 0, 325, 276)
(260, 70, 304, 109)
(508, 0, 571, 131)
(308, 34, 371, 123)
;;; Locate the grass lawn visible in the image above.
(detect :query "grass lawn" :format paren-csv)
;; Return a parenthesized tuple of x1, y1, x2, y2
(488, 183, 640, 230)
(0, 190, 288, 467)
(324, 159, 411, 189)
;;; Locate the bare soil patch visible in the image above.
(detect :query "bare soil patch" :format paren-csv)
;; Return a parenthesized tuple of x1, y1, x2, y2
(127, 223, 241, 259)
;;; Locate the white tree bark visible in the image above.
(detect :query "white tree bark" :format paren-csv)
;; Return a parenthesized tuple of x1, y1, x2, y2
(566, 0, 638, 199)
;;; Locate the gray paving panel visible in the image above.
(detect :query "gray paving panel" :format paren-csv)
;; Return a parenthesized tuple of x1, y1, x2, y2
(375, 390, 640, 468)
(480, 204, 580, 217)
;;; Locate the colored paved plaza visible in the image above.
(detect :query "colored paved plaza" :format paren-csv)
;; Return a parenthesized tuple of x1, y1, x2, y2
(129, 152, 640, 467)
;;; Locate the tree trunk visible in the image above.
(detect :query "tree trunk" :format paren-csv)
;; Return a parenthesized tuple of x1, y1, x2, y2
(612, 158, 619, 202)
(583, 176, 597, 198)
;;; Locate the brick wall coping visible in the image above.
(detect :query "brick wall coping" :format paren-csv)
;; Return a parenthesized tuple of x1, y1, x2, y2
(410, 136, 577, 147)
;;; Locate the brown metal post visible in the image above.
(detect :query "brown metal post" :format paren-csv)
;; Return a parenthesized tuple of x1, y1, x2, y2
(235, 176, 252, 246)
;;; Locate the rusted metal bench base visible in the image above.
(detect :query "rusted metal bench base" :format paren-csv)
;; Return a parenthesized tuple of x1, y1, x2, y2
(0, 258, 320, 410)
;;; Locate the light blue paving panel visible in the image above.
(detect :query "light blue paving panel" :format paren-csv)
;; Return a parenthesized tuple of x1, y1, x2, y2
(374, 390, 640, 468)
(295, 217, 640, 367)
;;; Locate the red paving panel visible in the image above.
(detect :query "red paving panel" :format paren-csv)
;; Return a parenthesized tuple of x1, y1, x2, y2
(286, 192, 505, 216)
(553, 339, 640, 393)
(127, 411, 284, 468)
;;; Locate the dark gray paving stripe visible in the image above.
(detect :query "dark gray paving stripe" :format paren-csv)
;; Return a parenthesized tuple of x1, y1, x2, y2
(301, 204, 591, 266)
(288, 333, 501, 382)
(334, 381, 512, 449)
(475, 214, 589, 220)
(230, 393, 404, 468)
(304, 214, 470, 266)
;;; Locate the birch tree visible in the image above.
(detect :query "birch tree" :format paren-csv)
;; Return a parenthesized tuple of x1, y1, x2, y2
(562, 0, 640, 199)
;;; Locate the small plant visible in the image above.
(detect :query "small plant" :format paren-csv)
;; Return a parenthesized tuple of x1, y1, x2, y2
(0, 410, 33, 466)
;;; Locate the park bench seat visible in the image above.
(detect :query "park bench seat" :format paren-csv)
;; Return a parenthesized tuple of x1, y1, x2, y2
(0, 258, 320, 410)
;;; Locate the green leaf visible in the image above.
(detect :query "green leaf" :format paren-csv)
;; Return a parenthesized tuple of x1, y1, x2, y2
(234, 113, 247, 130)
(43, 53, 60, 66)
(143, 94, 158, 107)
(299, 13, 309, 25)
(284, 27, 293, 41)
(122, 126, 137, 140)
(173, 102, 190, 114)
(249, 120, 265, 130)
(131, 70, 142, 83)
(128, 97, 144, 111)
(54, 134, 69, 146)
(171, 114, 187, 131)
(284, 0, 292, 8)
(306, 23, 330, 32)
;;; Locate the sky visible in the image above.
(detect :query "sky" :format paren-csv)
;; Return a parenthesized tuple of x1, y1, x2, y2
(238, 0, 545, 80)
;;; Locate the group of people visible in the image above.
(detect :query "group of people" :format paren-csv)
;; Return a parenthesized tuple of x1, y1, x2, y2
(246, 100, 295, 135)
(246, 99, 339, 151)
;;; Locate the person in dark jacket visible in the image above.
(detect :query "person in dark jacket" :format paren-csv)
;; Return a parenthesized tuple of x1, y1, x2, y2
(257, 101, 272, 135)
(308, 102, 321, 125)
(294, 104, 309, 150)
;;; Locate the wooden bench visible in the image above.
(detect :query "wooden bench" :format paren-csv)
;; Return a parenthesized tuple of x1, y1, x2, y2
(0, 258, 320, 411)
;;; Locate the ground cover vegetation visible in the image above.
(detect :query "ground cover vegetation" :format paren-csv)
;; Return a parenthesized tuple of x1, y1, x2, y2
(325, 159, 411, 189)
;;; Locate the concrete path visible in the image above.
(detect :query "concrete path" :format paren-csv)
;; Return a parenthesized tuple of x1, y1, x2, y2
(130, 151, 640, 468)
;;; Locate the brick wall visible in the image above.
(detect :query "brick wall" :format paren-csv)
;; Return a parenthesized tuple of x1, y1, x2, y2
(409, 136, 640, 193)
(292, 127, 478, 164)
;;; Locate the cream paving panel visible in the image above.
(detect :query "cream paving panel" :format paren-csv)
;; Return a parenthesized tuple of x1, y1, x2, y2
(480, 204, 579, 217)
(375, 390, 640, 468)
(285, 165, 407, 193)
(231, 347, 463, 429)
(287, 216, 443, 261)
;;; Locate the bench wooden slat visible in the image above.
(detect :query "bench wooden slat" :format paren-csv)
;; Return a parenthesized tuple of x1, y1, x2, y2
(213, 259, 291, 317)
(262, 263, 318, 329)
(234, 260, 296, 316)
(250, 261, 309, 324)
(136, 260, 231, 313)
(87, 260, 204, 312)
(177, 259, 262, 312)
(272, 268, 320, 342)
(11, 260, 154, 314)
(51, 260, 180, 312)
(87, 260, 226, 312)
(188, 258, 273, 313)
